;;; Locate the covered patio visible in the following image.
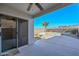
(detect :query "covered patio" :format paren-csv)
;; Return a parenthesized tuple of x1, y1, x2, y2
(0, 3, 76, 56)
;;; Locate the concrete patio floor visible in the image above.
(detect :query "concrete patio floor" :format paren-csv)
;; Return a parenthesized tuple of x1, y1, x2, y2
(16, 35, 79, 56)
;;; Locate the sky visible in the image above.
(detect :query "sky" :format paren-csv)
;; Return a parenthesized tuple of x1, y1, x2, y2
(34, 3, 79, 29)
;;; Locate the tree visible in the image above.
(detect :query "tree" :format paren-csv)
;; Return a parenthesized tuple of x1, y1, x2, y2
(43, 22, 48, 32)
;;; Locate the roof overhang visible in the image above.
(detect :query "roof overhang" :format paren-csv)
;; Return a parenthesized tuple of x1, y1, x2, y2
(33, 3, 72, 18)
(0, 3, 73, 18)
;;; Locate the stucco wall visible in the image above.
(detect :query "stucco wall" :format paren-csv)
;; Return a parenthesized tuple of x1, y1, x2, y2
(0, 5, 34, 54)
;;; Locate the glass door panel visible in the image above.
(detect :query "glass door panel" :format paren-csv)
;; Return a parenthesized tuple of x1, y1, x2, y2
(18, 19, 28, 47)
(1, 18, 17, 52)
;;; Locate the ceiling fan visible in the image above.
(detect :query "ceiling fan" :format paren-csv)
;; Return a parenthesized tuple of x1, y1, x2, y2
(27, 3, 44, 11)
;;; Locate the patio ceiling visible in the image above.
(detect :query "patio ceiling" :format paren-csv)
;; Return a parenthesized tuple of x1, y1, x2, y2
(0, 3, 72, 18)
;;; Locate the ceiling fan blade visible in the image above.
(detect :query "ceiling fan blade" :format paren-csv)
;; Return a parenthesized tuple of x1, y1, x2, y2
(27, 3, 33, 11)
(35, 3, 43, 10)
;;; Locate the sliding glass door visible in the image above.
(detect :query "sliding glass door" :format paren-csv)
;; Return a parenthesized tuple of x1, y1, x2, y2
(18, 19, 28, 47)
(1, 17, 17, 52)
(0, 15, 28, 53)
